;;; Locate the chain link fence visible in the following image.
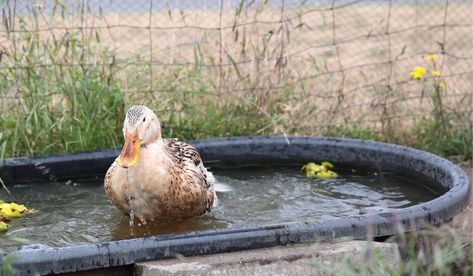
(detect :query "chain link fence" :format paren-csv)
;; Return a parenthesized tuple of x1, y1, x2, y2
(0, 0, 472, 157)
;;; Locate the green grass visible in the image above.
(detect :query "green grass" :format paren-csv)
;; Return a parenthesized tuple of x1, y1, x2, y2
(0, 70, 125, 157)
(413, 117, 473, 163)
(323, 124, 387, 141)
(164, 101, 273, 140)
(394, 227, 472, 276)
(309, 226, 472, 275)
(1, 66, 470, 161)
(0, 19, 126, 158)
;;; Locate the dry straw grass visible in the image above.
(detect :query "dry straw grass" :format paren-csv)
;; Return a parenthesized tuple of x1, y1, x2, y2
(0, 0, 472, 158)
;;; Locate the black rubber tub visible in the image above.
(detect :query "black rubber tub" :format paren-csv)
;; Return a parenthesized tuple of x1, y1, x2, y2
(0, 136, 470, 275)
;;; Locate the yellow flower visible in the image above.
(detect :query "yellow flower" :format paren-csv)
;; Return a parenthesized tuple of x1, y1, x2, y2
(431, 70, 441, 77)
(438, 80, 446, 90)
(426, 53, 437, 62)
(410, 66, 426, 79)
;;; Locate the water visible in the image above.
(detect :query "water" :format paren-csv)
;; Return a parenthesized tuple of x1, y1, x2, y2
(0, 163, 444, 252)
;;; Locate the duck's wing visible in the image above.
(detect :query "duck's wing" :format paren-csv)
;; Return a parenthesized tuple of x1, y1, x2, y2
(104, 161, 116, 197)
(104, 160, 128, 213)
(164, 139, 213, 190)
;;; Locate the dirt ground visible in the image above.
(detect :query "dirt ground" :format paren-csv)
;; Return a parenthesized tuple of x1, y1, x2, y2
(446, 166, 473, 240)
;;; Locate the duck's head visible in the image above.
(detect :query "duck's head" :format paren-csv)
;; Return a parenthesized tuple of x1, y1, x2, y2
(117, 105, 162, 168)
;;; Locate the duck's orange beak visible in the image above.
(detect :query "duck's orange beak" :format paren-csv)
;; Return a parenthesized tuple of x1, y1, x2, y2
(117, 129, 141, 168)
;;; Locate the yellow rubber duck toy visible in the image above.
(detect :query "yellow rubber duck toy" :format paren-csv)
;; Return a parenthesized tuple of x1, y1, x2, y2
(301, 161, 337, 179)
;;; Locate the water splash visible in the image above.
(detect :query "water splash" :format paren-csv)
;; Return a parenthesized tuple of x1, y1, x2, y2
(33, 162, 57, 182)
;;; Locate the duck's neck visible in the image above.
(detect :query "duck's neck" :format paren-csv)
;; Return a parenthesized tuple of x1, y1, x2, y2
(139, 138, 176, 170)
(142, 136, 163, 149)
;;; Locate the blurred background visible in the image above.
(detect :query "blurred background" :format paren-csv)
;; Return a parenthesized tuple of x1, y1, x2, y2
(0, 0, 471, 161)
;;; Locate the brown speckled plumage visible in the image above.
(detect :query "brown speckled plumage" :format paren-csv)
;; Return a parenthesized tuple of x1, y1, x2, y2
(104, 106, 216, 222)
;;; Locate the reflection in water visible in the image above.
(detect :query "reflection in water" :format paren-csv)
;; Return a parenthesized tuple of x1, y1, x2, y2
(0, 164, 443, 252)
(112, 214, 229, 239)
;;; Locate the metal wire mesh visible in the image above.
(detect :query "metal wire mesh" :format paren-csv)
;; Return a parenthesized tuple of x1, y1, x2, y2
(1, 0, 472, 136)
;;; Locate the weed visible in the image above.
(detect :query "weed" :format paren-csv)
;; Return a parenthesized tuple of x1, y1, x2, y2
(407, 54, 472, 162)
(323, 124, 386, 141)
(308, 225, 472, 275)
(414, 117, 472, 162)
(0, 2, 124, 158)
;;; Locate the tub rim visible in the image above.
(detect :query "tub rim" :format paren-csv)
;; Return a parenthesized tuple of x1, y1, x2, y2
(0, 136, 470, 275)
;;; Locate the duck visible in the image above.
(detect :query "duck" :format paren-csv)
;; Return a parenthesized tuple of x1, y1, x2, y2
(104, 105, 217, 222)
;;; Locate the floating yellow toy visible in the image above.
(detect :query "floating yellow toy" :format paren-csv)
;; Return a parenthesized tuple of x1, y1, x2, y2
(0, 221, 8, 232)
(301, 161, 337, 179)
(0, 202, 27, 219)
(0, 201, 31, 233)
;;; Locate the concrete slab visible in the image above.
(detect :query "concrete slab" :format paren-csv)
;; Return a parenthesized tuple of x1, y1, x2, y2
(135, 241, 400, 275)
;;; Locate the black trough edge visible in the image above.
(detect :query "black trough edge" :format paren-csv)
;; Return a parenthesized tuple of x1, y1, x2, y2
(0, 136, 470, 275)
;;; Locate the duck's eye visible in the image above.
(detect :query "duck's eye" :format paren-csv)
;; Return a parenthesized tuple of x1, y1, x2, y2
(143, 117, 146, 122)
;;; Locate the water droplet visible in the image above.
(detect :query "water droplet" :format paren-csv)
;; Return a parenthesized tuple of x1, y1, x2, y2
(129, 210, 135, 236)
(129, 210, 135, 227)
